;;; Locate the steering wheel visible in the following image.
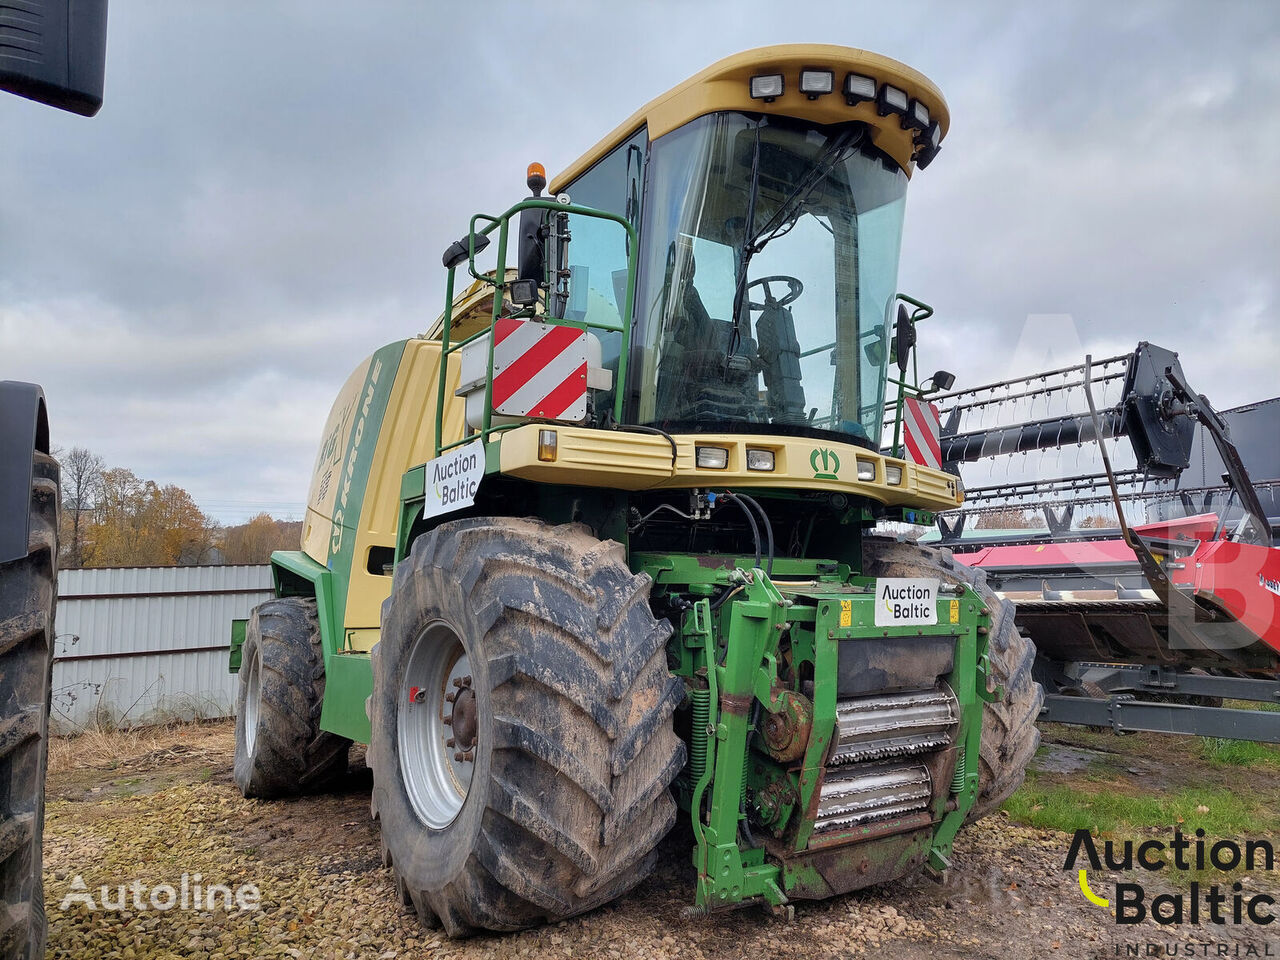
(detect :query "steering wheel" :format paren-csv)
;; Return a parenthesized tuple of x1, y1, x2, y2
(747, 275, 803, 310)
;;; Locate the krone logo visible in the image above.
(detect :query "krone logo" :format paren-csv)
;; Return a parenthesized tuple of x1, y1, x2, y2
(810, 448, 840, 480)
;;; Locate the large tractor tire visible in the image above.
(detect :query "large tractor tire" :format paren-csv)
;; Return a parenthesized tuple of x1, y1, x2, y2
(862, 537, 1042, 821)
(233, 597, 351, 798)
(0, 452, 57, 960)
(370, 517, 685, 937)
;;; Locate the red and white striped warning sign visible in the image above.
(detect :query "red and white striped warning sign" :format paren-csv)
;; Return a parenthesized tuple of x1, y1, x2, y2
(490, 318, 589, 422)
(902, 397, 942, 469)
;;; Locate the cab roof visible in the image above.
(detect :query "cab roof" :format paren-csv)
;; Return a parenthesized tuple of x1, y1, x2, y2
(550, 44, 950, 192)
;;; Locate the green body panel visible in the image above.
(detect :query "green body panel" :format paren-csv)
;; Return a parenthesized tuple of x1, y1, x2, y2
(228, 619, 247, 674)
(264, 548, 372, 742)
(322, 653, 374, 745)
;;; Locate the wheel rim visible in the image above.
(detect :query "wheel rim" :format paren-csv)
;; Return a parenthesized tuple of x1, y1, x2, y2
(243, 648, 261, 755)
(398, 620, 475, 828)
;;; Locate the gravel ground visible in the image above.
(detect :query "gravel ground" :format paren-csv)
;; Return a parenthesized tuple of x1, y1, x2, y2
(42, 722, 1280, 960)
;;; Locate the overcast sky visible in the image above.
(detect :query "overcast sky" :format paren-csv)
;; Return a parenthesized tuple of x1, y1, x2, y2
(2, 1, 1277, 523)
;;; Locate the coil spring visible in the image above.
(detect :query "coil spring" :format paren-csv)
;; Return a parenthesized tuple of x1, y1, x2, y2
(951, 745, 966, 795)
(690, 689, 710, 781)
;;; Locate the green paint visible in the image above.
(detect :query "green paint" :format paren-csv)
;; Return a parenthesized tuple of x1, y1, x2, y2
(323, 653, 374, 745)
(326, 340, 407, 624)
(810, 447, 841, 479)
(637, 549, 988, 911)
(266, 549, 377, 742)
(228, 619, 246, 674)
(432, 197, 638, 456)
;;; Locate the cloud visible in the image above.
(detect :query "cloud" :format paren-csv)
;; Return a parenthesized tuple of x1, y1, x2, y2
(2, 1, 1277, 523)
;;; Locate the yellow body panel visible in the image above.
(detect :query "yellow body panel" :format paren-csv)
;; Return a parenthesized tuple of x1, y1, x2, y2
(497, 425, 962, 513)
(302, 339, 466, 648)
(344, 341, 466, 642)
(300, 352, 396, 564)
(550, 44, 949, 193)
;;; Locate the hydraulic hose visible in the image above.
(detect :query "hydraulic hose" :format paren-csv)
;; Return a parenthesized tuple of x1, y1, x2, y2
(720, 492, 762, 570)
(732, 492, 774, 575)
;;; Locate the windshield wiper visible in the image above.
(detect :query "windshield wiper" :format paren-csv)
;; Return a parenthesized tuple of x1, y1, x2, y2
(728, 125, 861, 347)
(726, 125, 763, 361)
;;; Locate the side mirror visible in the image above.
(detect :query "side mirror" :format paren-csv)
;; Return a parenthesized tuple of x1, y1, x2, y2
(441, 231, 490, 270)
(894, 303, 916, 374)
(517, 162, 548, 287)
(0, 0, 107, 117)
(516, 206, 545, 285)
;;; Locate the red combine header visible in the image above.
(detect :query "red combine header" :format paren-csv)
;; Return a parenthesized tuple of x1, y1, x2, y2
(916, 345, 1280, 743)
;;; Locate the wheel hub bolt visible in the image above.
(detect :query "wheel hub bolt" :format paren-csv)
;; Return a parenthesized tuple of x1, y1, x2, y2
(449, 686, 479, 751)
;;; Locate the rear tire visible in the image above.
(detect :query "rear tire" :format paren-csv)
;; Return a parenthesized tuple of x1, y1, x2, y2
(233, 597, 351, 798)
(862, 537, 1042, 821)
(0, 452, 57, 960)
(371, 517, 684, 937)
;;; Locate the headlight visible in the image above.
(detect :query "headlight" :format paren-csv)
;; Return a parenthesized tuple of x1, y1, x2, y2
(844, 72, 876, 105)
(799, 69, 834, 99)
(749, 74, 784, 102)
(876, 84, 909, 119)
(696, 446, 729, 469)
(746, 449, 775, 471)
(885, 464, 903, 485)
(856, 459, 876, 481)
(905, 98, 930, 132)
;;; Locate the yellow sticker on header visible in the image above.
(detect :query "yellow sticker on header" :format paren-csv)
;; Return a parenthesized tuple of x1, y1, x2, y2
(949, 599, 960, 624)
(839, 599, 852, 628)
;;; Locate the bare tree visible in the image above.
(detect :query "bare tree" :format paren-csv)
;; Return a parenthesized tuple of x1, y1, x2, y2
(58, 446, 104, 568)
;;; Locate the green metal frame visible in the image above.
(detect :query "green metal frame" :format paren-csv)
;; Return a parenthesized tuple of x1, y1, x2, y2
(634, 547, 994, 911)
(432, 198, 640, 457)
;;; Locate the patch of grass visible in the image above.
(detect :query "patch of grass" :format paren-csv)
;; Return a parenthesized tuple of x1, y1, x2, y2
(47, 723, 169, 776)
(1199, 737, 1280, 766)
(1003, 770, 1279, 837)
(1224, 699, 1280, 713)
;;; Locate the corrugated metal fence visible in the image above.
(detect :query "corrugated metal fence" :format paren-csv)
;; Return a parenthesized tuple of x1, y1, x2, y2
(53, 565, 273, 732)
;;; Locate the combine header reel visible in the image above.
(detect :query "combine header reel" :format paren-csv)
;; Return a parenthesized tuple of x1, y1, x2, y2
(926, 343, 1280, 743)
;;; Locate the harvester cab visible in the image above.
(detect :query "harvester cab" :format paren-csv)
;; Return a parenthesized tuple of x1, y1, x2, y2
(230, 45, 1043, 936)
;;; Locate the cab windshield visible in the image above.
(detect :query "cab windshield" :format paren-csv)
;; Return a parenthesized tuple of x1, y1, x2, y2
(630, 112, 908, 446)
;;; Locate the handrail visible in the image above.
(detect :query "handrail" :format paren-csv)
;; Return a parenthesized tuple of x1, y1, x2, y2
(433, 198, 639, 457)
(886, 292, 935, 458)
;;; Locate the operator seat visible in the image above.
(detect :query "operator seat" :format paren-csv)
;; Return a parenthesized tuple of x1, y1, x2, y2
(657, 255, 762, 424)
(755, 292, 807, 425)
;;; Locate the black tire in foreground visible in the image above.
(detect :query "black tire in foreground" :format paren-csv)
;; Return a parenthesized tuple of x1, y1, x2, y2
(233, 597, 351, 799)
(371, 517, 685, 937)
(0, 451, 57, 960)
(862, 537, 1043, 821)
